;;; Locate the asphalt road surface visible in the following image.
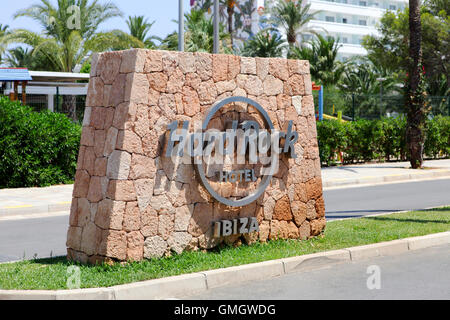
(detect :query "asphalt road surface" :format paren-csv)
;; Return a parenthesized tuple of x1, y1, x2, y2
(186, 244, 450, 300)
(0, 214, 69, 262)
(324, 178, 450, 220)
(0, 179, 449, 262)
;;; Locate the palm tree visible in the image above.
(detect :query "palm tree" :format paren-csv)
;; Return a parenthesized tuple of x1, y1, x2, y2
(3, 0, 142, 121)
(184, 9, 231, 53)
(339, 60, 398, 96)
(126, 15, 160, 49)
(0, 24, 9, 64)
(241, 31, 286, 58)
(338, 60, 401, 118)
(0, 24, 8, 35)
(159, 31, 179, 51)
(5, 46, 56, 71)
(220, 0, 236, 47)
(290, 34, 345, 86)
(269, 0, 318, 53)
(5, 47, 32, 68)
(5, 46, 50, 70)
(406, 0, 426, 168)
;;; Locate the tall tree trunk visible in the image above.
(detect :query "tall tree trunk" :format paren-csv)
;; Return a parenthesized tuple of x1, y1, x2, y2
(62, 95, 78, 122)
(227, 2, 234, 47)
(406, 0, 425, 169)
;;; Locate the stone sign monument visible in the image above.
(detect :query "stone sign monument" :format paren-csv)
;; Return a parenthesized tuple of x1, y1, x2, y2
(66, 49, 326, 264)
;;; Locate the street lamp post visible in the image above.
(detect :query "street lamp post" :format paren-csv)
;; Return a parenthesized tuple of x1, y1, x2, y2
(178, 0, 184, 52)
(213, 0, 219, 53)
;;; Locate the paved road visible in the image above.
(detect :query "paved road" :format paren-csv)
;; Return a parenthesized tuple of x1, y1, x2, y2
(0, 179, 449, 262)
(186, 244, 450, 300)
(0, 215, 69, 262)
(324, 178, 450, 220)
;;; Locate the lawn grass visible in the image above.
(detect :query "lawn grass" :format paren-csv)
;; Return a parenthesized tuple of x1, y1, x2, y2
(0, 207, 449, 290)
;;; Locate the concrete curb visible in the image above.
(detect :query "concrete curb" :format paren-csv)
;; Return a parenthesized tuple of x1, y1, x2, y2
(201, 260, 284, 290)
(0, 231, 448, 300)
(0, 203, 71, 219)
(345, 239, 409, 261)
(281, 249, 351, 273)
(322, 169, 450, 188)
(111, 273, 207, 300)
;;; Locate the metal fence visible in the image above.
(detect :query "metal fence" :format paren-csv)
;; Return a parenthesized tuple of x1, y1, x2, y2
(53, 95, 87, 123)
(312, 93, 450, 120)
(1, 93, 87, 123)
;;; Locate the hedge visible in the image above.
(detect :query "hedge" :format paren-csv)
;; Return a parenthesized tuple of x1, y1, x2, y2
(0, 97, 81, 188)
(317, 116, 450, 166)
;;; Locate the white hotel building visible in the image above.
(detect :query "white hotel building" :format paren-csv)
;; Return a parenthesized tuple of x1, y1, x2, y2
(193, 0, 408, 59)
(292, 0, 408, 59)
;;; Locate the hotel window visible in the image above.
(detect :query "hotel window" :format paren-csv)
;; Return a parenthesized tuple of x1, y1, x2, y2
(389, 4, 396, 10)
(342, 37, 348, 43)
(359, 19, 367, 26)
(359, 1, 367, 6)
(325, 16, 335, 22)
(343, 18, 348, 23)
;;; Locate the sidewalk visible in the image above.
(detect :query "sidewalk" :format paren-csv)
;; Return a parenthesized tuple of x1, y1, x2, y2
(1, 159, 449, 217)
(0, 185, 73, 217)
(321, 159, 450, 188)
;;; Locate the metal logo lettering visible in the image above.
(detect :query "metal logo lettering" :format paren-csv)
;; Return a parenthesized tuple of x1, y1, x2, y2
(166, 96, 298, 207)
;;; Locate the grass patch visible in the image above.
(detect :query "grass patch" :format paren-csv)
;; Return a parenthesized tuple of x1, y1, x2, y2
(0, 208, 449, 290)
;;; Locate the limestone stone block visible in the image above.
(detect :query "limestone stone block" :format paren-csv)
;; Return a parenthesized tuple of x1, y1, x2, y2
(212, 54, 228, 82)
(107, 150, 131, 180)
(241, 57, 257, 74)
(127, 231, 144, 261)
(144, 236, 167, 259)
(269, 58, 289, 81)
(263, 75, 283, 96)
(167, 232, 192, 254)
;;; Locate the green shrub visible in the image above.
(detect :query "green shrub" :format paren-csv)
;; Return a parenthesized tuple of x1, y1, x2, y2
(379, 117, 407, 161)
(317, 116, 449, 166)
(316, 119, 348, 165)
(425, 115, 450, 159)
(0, 97, 81, 188)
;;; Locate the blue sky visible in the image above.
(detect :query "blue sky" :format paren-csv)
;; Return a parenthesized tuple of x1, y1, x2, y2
(0, 0, 192, 40)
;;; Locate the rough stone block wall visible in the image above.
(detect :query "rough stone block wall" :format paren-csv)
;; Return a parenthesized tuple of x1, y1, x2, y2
(66, 49, 326, 264)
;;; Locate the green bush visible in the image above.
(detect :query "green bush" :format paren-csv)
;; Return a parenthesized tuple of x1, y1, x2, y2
(317, 116, 449, 166)
(316, 119, 348, 165)
(0, 97, 81, 188)
(424, 116, 450, 159)
(379, 117, 407, 161)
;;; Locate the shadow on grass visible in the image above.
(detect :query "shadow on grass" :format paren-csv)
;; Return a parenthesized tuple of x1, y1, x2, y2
(327, 210, 402, 214)
(327, 215, 365, 219)
(29, 242, 242, 268)
(30, 255, 70, 266)
(365, 216, 449, 224)
(425, 207, 450, 212)
(326, 210, 402, 219)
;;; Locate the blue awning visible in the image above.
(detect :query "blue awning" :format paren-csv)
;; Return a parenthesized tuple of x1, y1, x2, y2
(0, 68, 33, 81)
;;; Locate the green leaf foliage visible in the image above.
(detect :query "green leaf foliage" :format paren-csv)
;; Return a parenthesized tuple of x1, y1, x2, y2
(317, 116, 449, 166)
(0, 97, 81, 188)
(241, 31, 286, 58)
(362, 3, 449, 96)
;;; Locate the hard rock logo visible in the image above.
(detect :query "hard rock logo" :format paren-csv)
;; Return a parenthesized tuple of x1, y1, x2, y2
(165, 96, 299, 207)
